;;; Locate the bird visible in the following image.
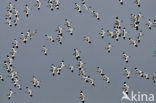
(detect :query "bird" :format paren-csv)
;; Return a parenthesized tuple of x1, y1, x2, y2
(101, 74, 110, 83)
(122, 82, 129, 94)
(122, 52, 129, 63)
(50, 64, 57, 76)
(105, 43, 112, 53)
(67, 65, 74, 72)
(25, 87, 33, 97)
(119, 0, 123, 5)
(45, 34, 55, 43)
(80, 90, 85, 103)
(146, 19, 152, 30)
(128, 38, 138, 47)
(96, 67, 103, 75)
(31, 76, 40, 88)
(134, 0, 141, 7)
(74, 3, 82, 13)
(0, 75, 4, 81)
(24, 4, 30, 17)
(36, 0, 42, 10)
(83, 36, 91, 44)
(123, 67, 131, 79)
(152, 73, 156, 83)
(73, 49, 81, 60)
(121, 27, 127, 39)
(42, 46, 48, 55)
(137, 31, 144, 43)
(99, 28, 105, 39)
(8, 89, 14, 100)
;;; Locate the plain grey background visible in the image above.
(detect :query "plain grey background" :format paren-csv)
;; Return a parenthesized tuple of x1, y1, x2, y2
(0, 0, 156, 103)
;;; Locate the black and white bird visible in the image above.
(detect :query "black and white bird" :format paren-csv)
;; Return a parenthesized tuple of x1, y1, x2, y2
(99, 28, 105, 39)
(8, 89, 14, 99)
(122, 52, 129, 63)
(152, 73, 156, 83)
(134, 0, 141, 7)
(80, 90, 85, 103)
(36, 0, 42, 10)
(0, 75, 4, 81)
(73, 48, 81, 60)
(83, 36, 91, 44)
(74, 3, 82, 13)
(128, 38, 138, 47)
(137, 31, 144, 43)
(105, 43, 112, 53)
(101, 74, 110, 83)
(24, 4, 30, 17)
(146, 19, 152, 30)
(31, 76, 40, 88)
(25, 87, 32, 97)
(123, 67, 131, 79)
(123, 82, 129, 94)
(119, 0, 123, 5)
(42, 46, 48, 55)
(45, 34, 55, 43)
(50, 64, 57, 76)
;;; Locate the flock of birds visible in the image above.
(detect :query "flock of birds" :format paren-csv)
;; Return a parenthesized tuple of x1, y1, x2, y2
(0, 0, 156, 103)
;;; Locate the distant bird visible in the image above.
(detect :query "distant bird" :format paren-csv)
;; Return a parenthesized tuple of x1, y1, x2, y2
(101, 74, 110, 83)
(8, 89, 14, 99)
(87, 76, 95, 86)
(10, 47, 17, 59)
(80, 90, 85, 103)
(83, 36, 91, 44)
(73, 48, 81, 60)
(56, 34, 63, 44)
(54, 0, 60, 10)
(31, 76, 40, 88)
(36, 0, 42, 10)
(64, 19, 71, 28)
(56, 26, 63, 36)
(105, 43, 112, 53)
(50, 64, 57, 76)
(68, 65, 74, 72)
(24, 4, 30, 17)
(152, 73, 156, 83)
(99, 28, 105, 39)
(123, 67, 131, 79)
(0, 75, 4, 81)
(137, 31, 144, 43)
(134, 67, 143, 77)
(121, 27, 127, 39)
(106, 30, 114, 38)
(45, 34, 55, 42)
(79, 68, 86, 76)
(146, 19, 152, 30)
(96, 67, 103, 75)
(67, 27, 73, 35)
(122, 52, 129, 63)
(122, 82, 129, 94)
(74, 3, 82, 13)
(119, 0, 123, 5)
(114, 17, 121, 29)
(25, 87, 32, 97)
(128, 38, 138, 47)
(12, 40, 18, 49)
(134, 0, 141, 7)
(81, 0, 85, 4)
(47, 0, 54, 11)
(42, 46, 48, 55)
(91, 10, 100, 20)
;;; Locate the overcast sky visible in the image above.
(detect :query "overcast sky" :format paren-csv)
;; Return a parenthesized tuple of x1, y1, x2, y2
(0, 0, 156, 103)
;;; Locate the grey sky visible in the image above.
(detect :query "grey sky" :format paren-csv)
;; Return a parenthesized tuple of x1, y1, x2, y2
(0, 0, 156, 103)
